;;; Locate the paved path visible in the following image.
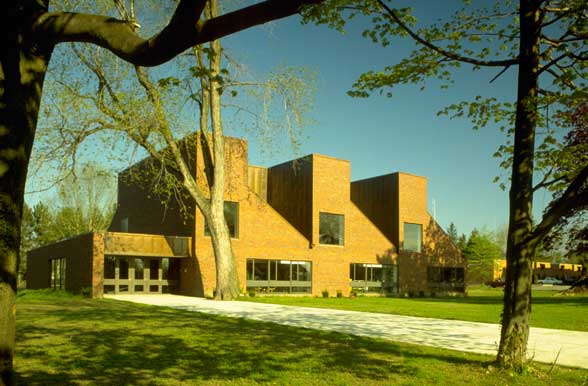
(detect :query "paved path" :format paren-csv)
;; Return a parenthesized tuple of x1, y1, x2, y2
(106, 294, 588, 369)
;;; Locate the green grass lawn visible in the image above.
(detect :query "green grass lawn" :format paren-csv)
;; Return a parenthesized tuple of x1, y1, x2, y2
(243, 286, 588, 332)
(14, 290, 588, 385)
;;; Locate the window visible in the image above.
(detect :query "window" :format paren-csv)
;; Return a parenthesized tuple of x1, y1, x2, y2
(134, 258, 144, 280)
(319, 212, 344, 245)
(119, 258, 129, 280)
(204, 201, 239, 238)
(150, 259, 159, 280)
(403, 223, 422, 252)
(50, 258, 67, 290)
(121, 217, 128, 232)
(246, 259, 312, 293)
(103, 256, 178, 294)
(427, 266, 465, 291)
(350, 263, 397, 294)
(104, 255, 116, 279)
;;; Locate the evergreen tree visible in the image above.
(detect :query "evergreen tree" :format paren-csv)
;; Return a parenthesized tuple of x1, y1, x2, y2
(463, 229, 504, 284)
(457, 234, 467, 252)
(447, 222, 458, 244)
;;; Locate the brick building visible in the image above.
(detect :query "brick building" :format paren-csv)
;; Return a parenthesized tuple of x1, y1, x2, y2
(27, 136, 465, 298)
(493, 259, 583, 284)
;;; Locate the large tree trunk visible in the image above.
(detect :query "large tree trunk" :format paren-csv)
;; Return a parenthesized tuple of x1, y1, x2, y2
(1, 3, 52, 384)
(496, 0, 542, 371)
(208, 208, 240, 300)
(207, 0, 240, 301)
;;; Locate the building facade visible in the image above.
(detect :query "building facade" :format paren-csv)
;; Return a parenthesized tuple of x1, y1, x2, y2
(27, 136, 465, 298)
(493, 259, 583, 284)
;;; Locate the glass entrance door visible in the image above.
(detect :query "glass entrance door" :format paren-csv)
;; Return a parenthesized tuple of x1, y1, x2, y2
(103, 256, 180, 294)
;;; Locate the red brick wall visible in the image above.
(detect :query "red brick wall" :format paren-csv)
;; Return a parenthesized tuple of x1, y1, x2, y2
(395, 173, 464, 294)
(104, 134, 464, 297)
(195, 153, 397, 297)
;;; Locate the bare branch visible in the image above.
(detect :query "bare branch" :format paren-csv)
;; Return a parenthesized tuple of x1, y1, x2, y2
(490, 65, 513, 83)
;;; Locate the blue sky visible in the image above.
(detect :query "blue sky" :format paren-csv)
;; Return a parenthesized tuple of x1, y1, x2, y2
(28, 1, 552, 239)
(218, 5, 528, 237)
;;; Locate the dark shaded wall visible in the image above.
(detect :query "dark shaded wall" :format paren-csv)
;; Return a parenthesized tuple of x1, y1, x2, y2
(350, 174, 397, 244)
(26, 232, 104, 298)
(266, 156, 313, 242)
(109, 138, 197, 237)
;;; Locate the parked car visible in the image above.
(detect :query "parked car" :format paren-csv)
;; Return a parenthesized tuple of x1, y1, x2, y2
(489, 278, 505, 288)
(537, 277, 563, 285)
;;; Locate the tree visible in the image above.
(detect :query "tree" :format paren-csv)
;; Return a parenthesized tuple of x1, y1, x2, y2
(446, 222, 459, 245)
(304, 0, 588, 370)
(30, 203, 58, 247)
(18, 165, 116, 287)
(0, 1, 324, 383)
(542, 103, 588, 271)
(17, 205, 34, 287)
(51, 164, 117, 240)
(37, 0, 315, 301)
(457, 233, 467, 252)
(463, 229, 504, 284)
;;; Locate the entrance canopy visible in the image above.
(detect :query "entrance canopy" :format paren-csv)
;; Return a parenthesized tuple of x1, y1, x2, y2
(104, 232, 191, 258)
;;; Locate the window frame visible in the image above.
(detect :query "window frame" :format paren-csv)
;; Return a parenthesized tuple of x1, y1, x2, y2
(403, 222, 422, 253)
(246, 258, 312, 294)
(349, 263, 397, 294)
(50, 257, 67, 290)
(319, 212, 345, 246)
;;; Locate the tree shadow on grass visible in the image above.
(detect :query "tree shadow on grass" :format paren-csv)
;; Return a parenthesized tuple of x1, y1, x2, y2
(15, 298, 493, 385)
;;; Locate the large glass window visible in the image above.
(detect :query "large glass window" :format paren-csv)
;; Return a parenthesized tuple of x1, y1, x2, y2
(277, 261, 290, 281)
(319, 212, 344, 245)
(204, 201, 239, 238)
(403, 223, 422, 252)
(246, 259, 312, 294)
(295, 261, 312, 281)
(350, 263, 397, 294)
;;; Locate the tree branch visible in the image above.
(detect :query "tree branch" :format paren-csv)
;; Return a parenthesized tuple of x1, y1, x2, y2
(34, 0, 324, 67)
(530, 162, 588, 243)
(133, 66, 210, 207)
(533, 173, 569, 192)
(375, 0, 519, 67)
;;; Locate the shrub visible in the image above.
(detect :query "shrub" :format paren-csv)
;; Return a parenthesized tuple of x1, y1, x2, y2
(80, 287, 92, 298)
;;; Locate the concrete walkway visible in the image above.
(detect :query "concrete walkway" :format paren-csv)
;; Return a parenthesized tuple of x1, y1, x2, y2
(106, 294, 588, 369)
